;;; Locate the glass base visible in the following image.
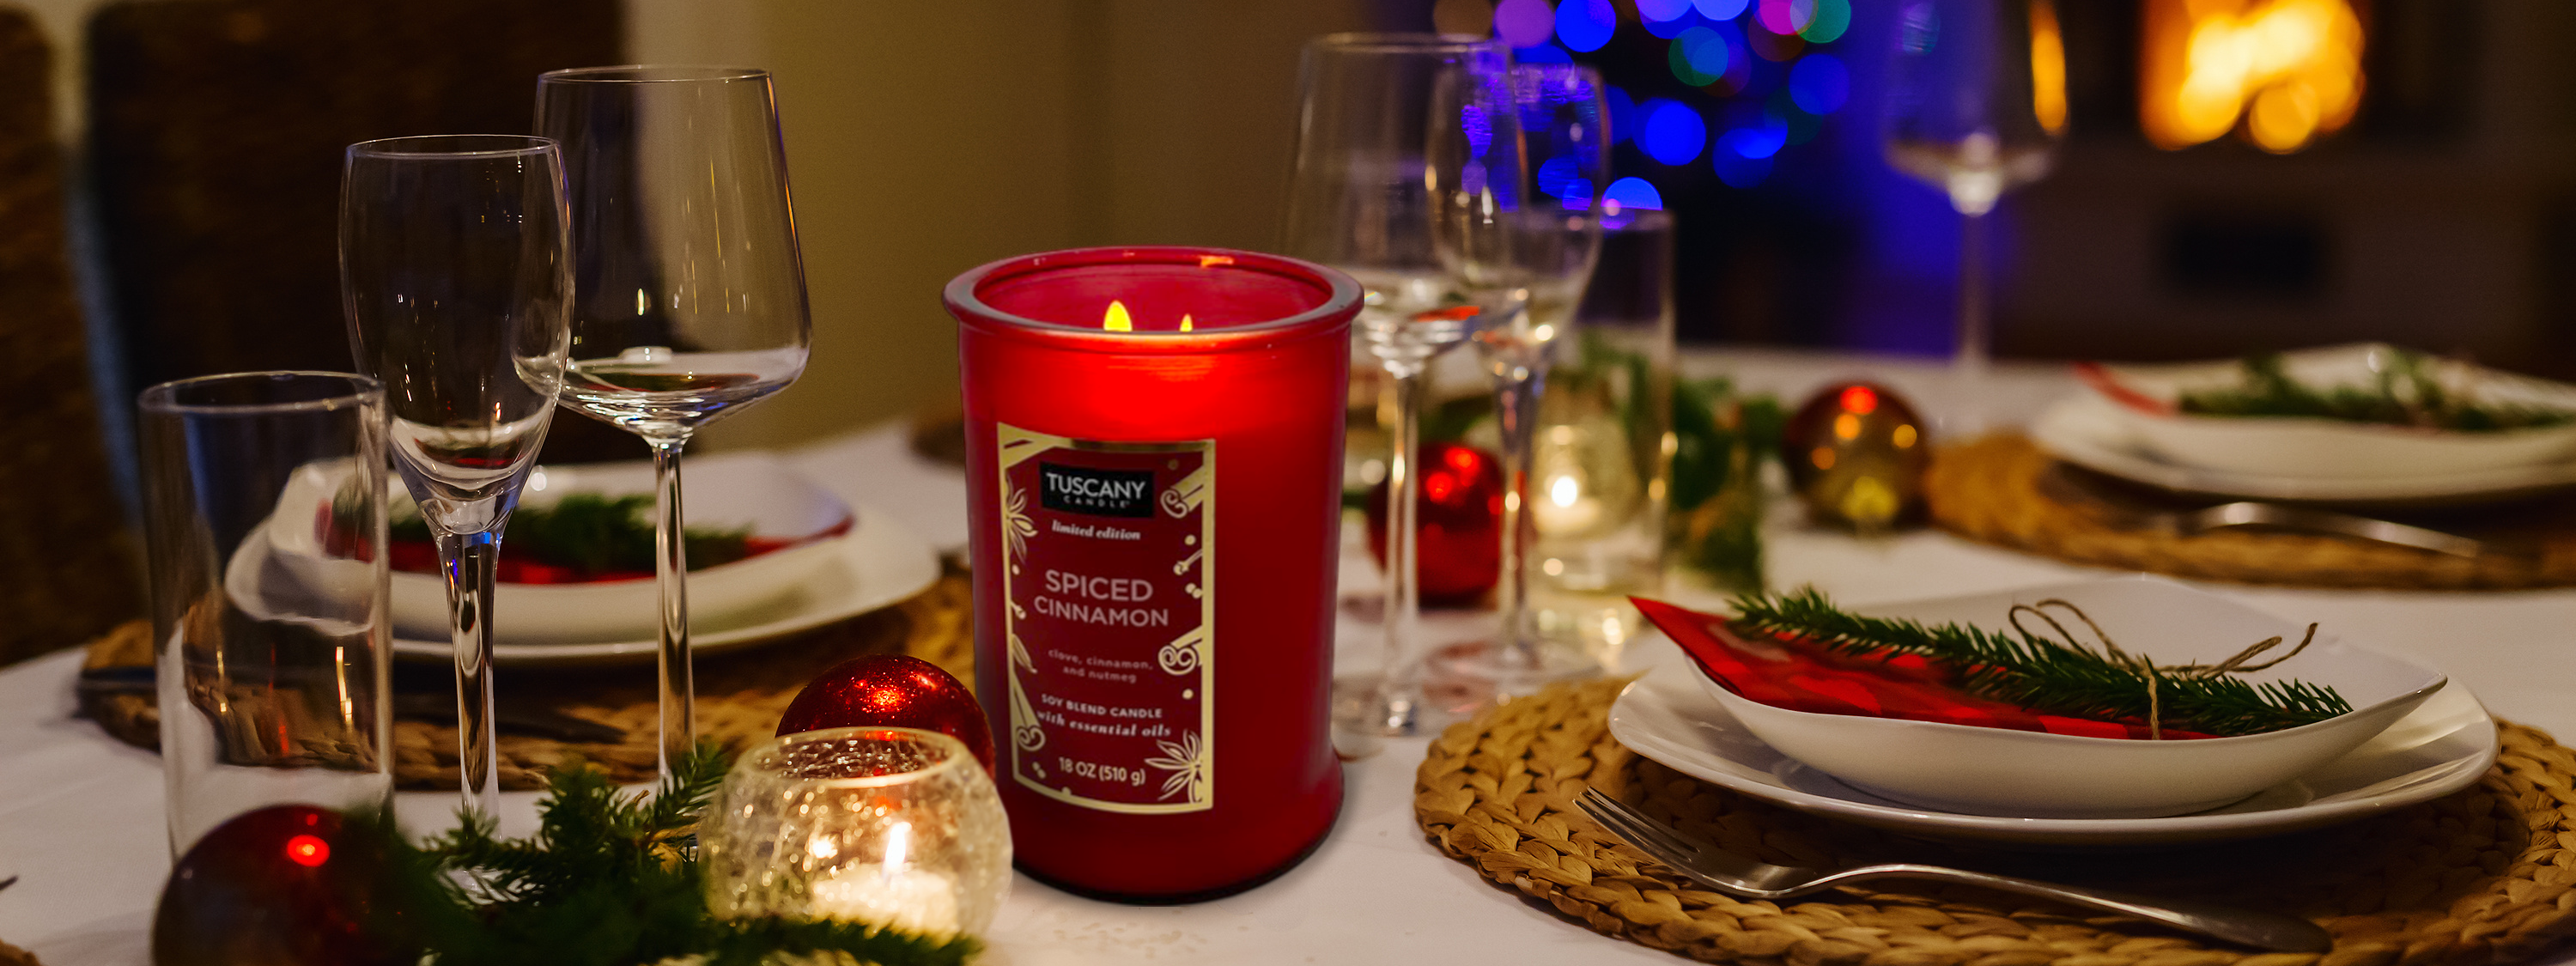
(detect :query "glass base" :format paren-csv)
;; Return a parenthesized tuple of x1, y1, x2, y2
(1419, 637, 1601, 717)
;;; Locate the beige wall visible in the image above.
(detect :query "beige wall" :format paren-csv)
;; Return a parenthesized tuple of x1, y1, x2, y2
(640, 1, 1374, 452)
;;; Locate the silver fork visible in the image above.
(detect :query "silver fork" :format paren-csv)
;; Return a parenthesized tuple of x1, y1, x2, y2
(1577, 788, 2333, 952)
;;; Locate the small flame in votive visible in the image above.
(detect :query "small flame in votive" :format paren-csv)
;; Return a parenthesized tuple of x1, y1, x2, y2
(1103, 301, 1133, 331)
(883, 821, 912, 875)
(1180, 314, 1194, 331)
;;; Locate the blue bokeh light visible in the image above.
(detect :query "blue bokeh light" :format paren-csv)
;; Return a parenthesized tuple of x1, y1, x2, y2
(1558, 178, 1596, 210)
(1712, 149, 1772, 187)
(1718, 116, 1788, 159)
(1516, 42, 1574, 64)
(1555, 0, 1616, 52)
(1536, 155, 1584, 199)
(1693, 0, 1751, 20)
(1789, 53, 1850, 114)
(1638, 99, 1707, 166)
(1604, 86, 1635, 143)
(1681, 26, 1730, 76)
(1638, 0, 1693, 21)
(1643, 5, 1702, 37)
(1602, 177, 1665, 211)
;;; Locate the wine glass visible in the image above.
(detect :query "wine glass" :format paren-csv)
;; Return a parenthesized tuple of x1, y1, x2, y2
(341, 135, 572, 819)
(1283, 33, 1514, 738)
(537, 66, 812, 779)
(1434, 63, 1609, 697)
(1882, 0, 2065, 411)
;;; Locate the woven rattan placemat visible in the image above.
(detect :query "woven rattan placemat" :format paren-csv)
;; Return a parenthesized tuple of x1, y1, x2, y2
(1418, 677, 2576, 966)
(1924, 434, 2576, 590)
(79, 569, 972, 791)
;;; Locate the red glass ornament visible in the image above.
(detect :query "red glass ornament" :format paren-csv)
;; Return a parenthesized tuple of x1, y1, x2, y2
(153, 805, 403, 966)
(1363, 440, 1504, 605)
(951, 246, 1356, 902)
(776, 654, 996, 774)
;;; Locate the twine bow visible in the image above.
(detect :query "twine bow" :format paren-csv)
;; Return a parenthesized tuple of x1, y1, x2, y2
(2008, 598, 2319, 739)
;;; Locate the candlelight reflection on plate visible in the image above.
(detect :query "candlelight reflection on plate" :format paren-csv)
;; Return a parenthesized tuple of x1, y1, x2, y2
(702, 727, 1010, 937)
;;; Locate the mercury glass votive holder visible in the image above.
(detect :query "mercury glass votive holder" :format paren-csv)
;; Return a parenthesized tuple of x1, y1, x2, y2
(702, 727, 1012, 937)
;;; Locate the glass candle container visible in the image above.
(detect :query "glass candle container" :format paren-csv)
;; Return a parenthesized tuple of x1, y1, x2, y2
(1530, 210, 1676, 669)
(702, 727, 1011, 937)
(947, 246, 1360, 901)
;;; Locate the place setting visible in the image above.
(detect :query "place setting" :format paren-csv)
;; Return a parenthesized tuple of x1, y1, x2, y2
(1929, 343, 2576, 589)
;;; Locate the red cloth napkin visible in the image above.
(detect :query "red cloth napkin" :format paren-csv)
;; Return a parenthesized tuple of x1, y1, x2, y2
(1632, 598, 2215, 741)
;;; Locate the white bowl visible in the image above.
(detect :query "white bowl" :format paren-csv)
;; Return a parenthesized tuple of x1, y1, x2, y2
(383, 453, 853, 642)
(2089, 343, 2576, 479)
(1691, 577, 2447, 819)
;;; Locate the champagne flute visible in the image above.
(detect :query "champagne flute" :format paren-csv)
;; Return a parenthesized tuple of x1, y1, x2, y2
(1435, 64, 1608, 696)
(1284, 33, 1513, 738)
(1882, 0, 2065, 405)
(341, 135, 572, 819)
(537, 66, 812, 779)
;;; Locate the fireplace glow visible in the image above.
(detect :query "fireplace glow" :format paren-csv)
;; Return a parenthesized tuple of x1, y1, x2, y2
(2141, 0, 2364, 154)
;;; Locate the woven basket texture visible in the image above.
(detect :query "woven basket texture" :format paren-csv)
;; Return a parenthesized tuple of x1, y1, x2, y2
(81, 570, 973, 791)
(1417, 678, 2576, 966)
(0, 7, 143, 668)
(1924, 435, 2576, 590)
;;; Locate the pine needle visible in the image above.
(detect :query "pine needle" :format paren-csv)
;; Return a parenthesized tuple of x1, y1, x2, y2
(358, 741, 981, 966)
(1728, 588, 2352, 737)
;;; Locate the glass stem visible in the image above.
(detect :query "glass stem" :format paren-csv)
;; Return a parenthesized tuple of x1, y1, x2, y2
(1376, 361, 1428, 733)
(1955, 209, 1990, 383)
(435, 528, 500, 822)
(651, 435, 695, 778)
(1491, 348, 1547, 671)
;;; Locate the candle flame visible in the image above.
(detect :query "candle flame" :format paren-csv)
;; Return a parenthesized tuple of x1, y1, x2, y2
(1180, 313, 1194, 332)
(1103, 300, 1133, 331)
(883, 821, 911, 874)
(2030, 0, 2069, 136)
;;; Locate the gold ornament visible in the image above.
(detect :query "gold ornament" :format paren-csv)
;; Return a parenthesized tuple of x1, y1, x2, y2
(1782, 383, 1929, 531)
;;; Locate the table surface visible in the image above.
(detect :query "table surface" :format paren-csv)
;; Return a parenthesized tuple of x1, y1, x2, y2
(9, 348, 2575, 965)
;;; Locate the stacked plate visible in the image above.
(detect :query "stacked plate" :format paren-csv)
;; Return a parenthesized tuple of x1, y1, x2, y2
(250, 451, 940, 667)
(2031, 343, 2576, 505)
(1611, 579, 2498, 848)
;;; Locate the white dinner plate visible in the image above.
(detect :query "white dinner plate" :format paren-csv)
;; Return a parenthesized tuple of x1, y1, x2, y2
(2032, 393, 2576, 505)
(1606, 664, 2498, 848)
(390, 507, 940, 666)
(2083, 345, 2576, 479)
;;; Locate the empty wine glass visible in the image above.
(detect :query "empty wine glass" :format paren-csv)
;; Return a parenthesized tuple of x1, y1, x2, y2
(341, 135, 572, 819)
(537, 66, 812, 779)
(1883, 0, 2066, 409)
(1284, 33, 1514, 738)
(1432, 63, 1609, 699)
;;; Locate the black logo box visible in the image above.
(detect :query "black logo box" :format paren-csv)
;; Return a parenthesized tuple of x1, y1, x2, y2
(1038, 462, 1157, 518)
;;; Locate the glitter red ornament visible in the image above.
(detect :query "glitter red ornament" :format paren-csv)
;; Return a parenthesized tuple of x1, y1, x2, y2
(153, 805, 403, 966)
(1364, 440, 1504, 605)
(776, 654, 995, 774)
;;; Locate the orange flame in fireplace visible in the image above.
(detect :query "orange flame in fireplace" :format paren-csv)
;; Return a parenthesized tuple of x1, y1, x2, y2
(2141, 0, 2364, 154)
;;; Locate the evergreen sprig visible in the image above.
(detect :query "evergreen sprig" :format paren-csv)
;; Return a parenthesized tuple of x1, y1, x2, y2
(2178, 350, 2576, 431)
(1728, 588, 2352, 737)
(362, 743, 981, 966)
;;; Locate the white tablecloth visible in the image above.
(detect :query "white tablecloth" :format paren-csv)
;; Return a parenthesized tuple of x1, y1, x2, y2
(7, 349, 2574, 965)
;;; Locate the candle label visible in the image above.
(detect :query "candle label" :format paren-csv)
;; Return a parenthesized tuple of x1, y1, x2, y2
(996, 423, 1214, 814)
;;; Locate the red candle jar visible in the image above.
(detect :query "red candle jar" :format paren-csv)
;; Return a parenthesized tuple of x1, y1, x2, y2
(947, 246, 1359, 901)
